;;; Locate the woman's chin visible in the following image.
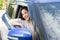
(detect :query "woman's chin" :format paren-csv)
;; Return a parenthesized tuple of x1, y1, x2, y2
(25, 19, 29, 21)
(26, 19, 29, 21)
(25, 18, 30, 21)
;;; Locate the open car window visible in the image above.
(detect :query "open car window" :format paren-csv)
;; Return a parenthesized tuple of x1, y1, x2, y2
(7, 4, 28, 19)
(7, 4, 17, 19)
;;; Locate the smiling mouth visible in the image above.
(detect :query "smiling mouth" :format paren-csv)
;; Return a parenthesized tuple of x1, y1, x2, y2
(25, 17, 29, 20)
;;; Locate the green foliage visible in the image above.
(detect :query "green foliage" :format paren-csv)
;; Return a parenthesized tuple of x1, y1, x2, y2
(0, 0, 3, 10)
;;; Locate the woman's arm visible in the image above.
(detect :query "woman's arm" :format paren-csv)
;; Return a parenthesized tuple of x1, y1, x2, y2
(10, 19, 24, 28)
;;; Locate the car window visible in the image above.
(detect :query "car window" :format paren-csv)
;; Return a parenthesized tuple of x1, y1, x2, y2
(7, 4, 17, 19)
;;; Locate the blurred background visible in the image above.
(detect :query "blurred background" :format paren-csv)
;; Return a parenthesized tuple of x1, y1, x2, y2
(0, 0, 10, 10)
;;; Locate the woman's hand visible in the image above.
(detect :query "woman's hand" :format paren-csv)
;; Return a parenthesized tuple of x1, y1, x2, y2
(10, 19, 24, 28)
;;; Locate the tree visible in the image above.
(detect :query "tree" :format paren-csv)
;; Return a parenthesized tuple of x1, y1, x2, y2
(0, 0, 3, 10)
(0, 0, 10, 10)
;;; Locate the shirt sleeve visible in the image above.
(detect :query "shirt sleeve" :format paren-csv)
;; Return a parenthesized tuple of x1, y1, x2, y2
(10, 18, 22, 23)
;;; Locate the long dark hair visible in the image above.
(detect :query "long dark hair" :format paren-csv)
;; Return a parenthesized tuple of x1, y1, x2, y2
(19, 6, 28, 20)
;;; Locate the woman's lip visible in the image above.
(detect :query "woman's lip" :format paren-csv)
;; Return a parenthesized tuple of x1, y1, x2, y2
(25, 17, 29, 20)
(25, 16, 29, 19)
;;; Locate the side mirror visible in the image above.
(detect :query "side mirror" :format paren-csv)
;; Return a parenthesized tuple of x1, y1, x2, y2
(8, 28, 32, 40)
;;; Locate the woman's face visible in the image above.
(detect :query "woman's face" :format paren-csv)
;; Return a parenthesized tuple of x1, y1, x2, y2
(21, 9, 30, 21)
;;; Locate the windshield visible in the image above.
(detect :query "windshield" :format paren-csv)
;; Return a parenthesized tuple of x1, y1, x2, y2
(28, 2, 60, 40)
(40, 3, 60, 40)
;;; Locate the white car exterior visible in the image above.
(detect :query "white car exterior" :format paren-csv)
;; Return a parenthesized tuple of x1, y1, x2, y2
(0, 10, 8, 40)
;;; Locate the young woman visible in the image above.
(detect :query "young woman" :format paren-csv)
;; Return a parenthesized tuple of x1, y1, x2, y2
(10, 7, 40, 40)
